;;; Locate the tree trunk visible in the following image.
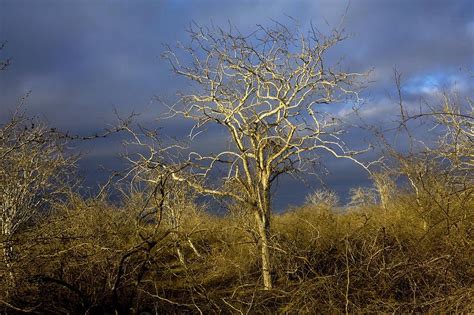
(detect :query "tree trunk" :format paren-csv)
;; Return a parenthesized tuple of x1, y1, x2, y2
(1, 224, 16, 289)
(255, 211, 272, 290)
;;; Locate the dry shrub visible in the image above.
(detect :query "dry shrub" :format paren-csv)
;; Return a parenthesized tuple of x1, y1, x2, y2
(269, 191, 473, 313)
(1, 187, 472, 313)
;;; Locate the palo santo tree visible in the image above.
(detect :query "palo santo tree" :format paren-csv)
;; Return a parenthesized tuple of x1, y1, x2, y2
(154, 21, 373, 290)
(375, 71, 473, 233)
(401, 92, 473, 232)
(0, 109, 76, 285)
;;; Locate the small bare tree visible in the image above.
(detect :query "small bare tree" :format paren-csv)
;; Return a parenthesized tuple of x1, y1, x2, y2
(407, 95, 473, 232)
(305, 189, 339, 208)
(0, 109, 76, 284)
(347, 186, 377, 208)
(431, 94, 473, 176)
(379, 72, 473, 233)
(371, 171, 396, 211)
(144, 22, 375, 289)
(121, 126, 204, 266)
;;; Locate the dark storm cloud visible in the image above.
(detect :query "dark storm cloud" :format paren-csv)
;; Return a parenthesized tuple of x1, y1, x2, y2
(1, 0, 473, 209)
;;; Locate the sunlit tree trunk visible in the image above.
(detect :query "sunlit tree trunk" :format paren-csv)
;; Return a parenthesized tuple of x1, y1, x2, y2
(1, 221, 15, 288)
(255, 177, 272, 290)
(255, 209, 272, 290)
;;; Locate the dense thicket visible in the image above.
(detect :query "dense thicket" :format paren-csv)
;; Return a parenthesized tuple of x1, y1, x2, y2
(1, 185, 472, 313)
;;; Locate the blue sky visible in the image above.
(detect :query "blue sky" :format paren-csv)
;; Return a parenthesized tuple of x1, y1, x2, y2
(1, 0, 473, 210)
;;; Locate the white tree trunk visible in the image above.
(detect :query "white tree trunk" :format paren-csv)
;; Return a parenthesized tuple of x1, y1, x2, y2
(1, 222, 15, 288)
(255, 210, 272, 290)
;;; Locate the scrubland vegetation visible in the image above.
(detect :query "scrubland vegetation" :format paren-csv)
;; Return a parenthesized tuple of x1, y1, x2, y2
(1, 23, 472, 314)
(1, 108, 472, 313)
(1, 180, 472, 313)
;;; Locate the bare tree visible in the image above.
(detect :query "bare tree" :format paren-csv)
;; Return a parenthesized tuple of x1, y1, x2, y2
(138, 21, 375, 289)
(430, 94, 473, 176)
(305, 189, 339, 208)
(0, 108, 76, 284)
(121, 125, 204, 265)
(347, 186, 377, 208)
(371, 171, 396, 211)
(408, 94, 473, 232)
(377, 72, 473, 233)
